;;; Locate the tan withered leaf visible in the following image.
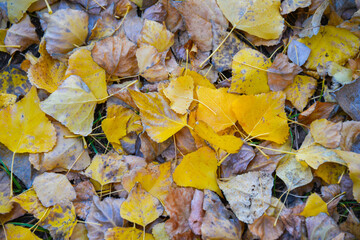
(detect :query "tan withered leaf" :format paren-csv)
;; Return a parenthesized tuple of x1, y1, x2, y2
(340, 121, 360, 151)
(267, 53, 302, 91)
(0, 171, 12, 214)
(73, 180, 96, 220)
(43, 9, 88, 56)
(310, 119, 342, 149)
(129, 89, 187, 143)
(281, 0, 311, 14)
(92, 36, 139, 77)
(248, 214, 285, 240)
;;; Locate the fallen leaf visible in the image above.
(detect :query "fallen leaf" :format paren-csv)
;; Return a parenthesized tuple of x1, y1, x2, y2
(65, 48, 108, 101)
(0, 65, 31, 97)
(310, 119, 342, 148)
(326, 61, 353, 85)
(163, 75, 194, 115)
(92, 36, 139, 77)
(101, 107, 132, 145)
(85, 151, 128, 186)
(68, 0, 107, 14)
(0, 86, 56, 153)
(298, 26, 360, 70)
(298, 101, 337, 125)
(333, 77, 360, 121)
(218, 171, 273, 224)
(220, 144, 255, 178)
(284, 75, 317, 111)
(5, 0, 38, 23)
(89, 8, 120, 41)
(232, 91, 289, 144)
(120, 183, 164, 226)
(122, 8, 144, 43)
(287, 39, 311, 66)
(138, 19, 174, 52)
(105, 227, 155, 240)
(231, 48, 271, 95)
(70, 223, 88, 240)
(11, 188, 48, 219)
(217, 0, 285, 39)
(152, 223, 170, 240)
(193, 121, 243, 153)
(143, 2, 167, 23)
(340, 121, 360, 152)
(173, 146, 222, 196)
(73, 180, 96, 220)
(0, 171, 12, 214)
(306, 213, 344, 239)
(267, 53, 302, 91)
(300, 193, 329, 217)
(5, 223, 41, 240)
(4, 14, 39, 54)
(139, 131, 172, 162)
(86, 196, 125, 240)
(299, 0, 329, 38)
(27, 41, 67, 93)
(340, 209, 360, 239)
(248, 214, 285, 240)
(281, 0, 311, 14)
(0, 93, 16, 108)
(32, 172, 76, 207)
(129, 90, 187, 143)
(315, 162, 347, 184)
(40, 75, 97, 136)
(43, 9, 88, 56)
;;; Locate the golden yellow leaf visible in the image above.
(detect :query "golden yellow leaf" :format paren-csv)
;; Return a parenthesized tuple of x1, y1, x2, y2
(173, 146, 222, 196)
(196, 86, 238, 133)
(105, 227, 154, 240)
(0, 29, 7, 52)
(300, 193, 329, 217)
(85, 151, 128, 186)
(120, 183, 164, 227)
(5, 224, 41, 240)
(139, 19, 174, 52)
(27, 41, 66, 93)
(315, 163, 347, 184)
(102, 115, 131, 145)
(194, 121, 243, 153)
(186, 70, 215, 90)
(298, 26, 360, 70)
(0, 93, 16, 109)
(6, 0, 38, 23)
(65, 48, 108, 101)
(217, 0, 285, 39)
(122, 162, 172, 203)
(230, 48, 271, 95)
(284, 75, 317, 112)
(0, 86, 56, 153)
(152, 223, 170, 240)
(163, 75, 194, 114)
(129, 90, 187, 143)
(310, 119, 342, 149)
(40, 75, 97, 136)
(0, 65, 31, 97)
(232, 91, 289, 144)
(11, 188, 48, 219)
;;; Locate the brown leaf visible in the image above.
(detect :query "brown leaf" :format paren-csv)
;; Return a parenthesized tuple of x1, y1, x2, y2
(298, 102, 337, 125)
(174, 127, 197, 156)
(143, 2, 167, 23)
(159, 0, 183, 32)
(140, 131, 172, 163)
(267, 53, 302, 91)
(340, 209, 360, 239)
(5, 14, 39, 54)
(321, 184, 341, 202)
(188, 190, 204, 235)
(248, 215, 285, 240)
(333, 78, 360, 121)
(73, 180, 96, 220)
(310, 119, 342, 149)
(279, 204, 305, 239)
(164, 187, 195, 240)
(92, 36, 139, 77)
(122, 8, 144, 43)
(136, 45, 168, 82)
(306, 213, 347, 240)
(220, 144, 255, 178)
(68, 0, 108, 15)
(340, 121, 360, 152)
(340, 174, 354, 200)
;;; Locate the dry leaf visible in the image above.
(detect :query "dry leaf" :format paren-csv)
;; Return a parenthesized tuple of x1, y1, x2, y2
(152, 223, 170, 240)
(310, 119, 342, 148)
(0, 65, 31, 97)
(281, 0, 311, 14)
(138, 19, 174, 52)
(299, 0, 329, 38)
(70, 223, 88, 240)
(73, 180, 96, 220)
(340, 121, 360, 152)
(300, 193, 329, 217)
(333, 78, 360, 121)
(315, 163, 347, 184)
(0, 171, 12, 214)
(188, 190, 204, 235)
(306, 213, 344, 239)
(89, 9, 120, 41)
(143, 2, 167, 23)
(298, 101, 336, 125)
(248, 214, 285, 240)
(5, 0, 38, 23)
(105, 227, 155, 240)
(5, 224, 41, 240)
(326, 61, 353, 85)
(0, 93, 16, 109)
(11, 188, 48, 219)
(287, 39, 311, 66)
(220, 144, 255, 178)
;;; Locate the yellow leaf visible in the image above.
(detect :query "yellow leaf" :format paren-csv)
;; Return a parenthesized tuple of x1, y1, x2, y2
(217, 0, 285, 39)
(11, 189, 48, 219)
(0, 171, 12, 214)
(129, 90, 187, 143)
(0, 93, 16, 109)
(186, 70, 215, 90)
(173, 146, 222, 196)
(298, 26, 360, 70)
(196, 86, 238, 133)
(300, 193, 329, 217)
(122, 162, 172, 203)
(296, 144, 347, 169)
(85, 151, 128, 186)
(6, 0, 38, 23)
(284, 75, 317, 112)
(230, 48, 271, 95)
(0, 29, 7, 52)
(0, 192, 12, 214)
(120, 183, 164, 227)
(0, 65, 31, 97)
(152, 223, 170, 240)
(105, 227, 154, 240)
(194, 121, 243, 153)
(102, 108, 132, 145)
(65, 48, 108, 101)
(28, 41, 67, 93)
(40, 75, 97, 136)
(315, 163, 347, 184)
(139, 19, 174, 52)
(232, 91, 289, 144)
(5, 223, 41, 240)
(0, 86, 56, 153)
(163, 75, 194, 114)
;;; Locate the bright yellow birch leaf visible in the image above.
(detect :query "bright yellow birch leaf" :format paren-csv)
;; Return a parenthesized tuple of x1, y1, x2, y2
(232, 91, 289, 144)
(28, 41, 67, 93)
(85, 151, 128, 186)
(296, 144, 347, 169)
(315, 163, 347, 184)
(163, 75, 194, 115)
(230, 48, 271, 95)
(0, 86, 56, 153)
(40, 75, 97, 136)
(122, 162, 172, 203)
(187, 70, 215, 90)
(194, 121, 243, 153)
(139, 19, 174, 52)
(65, 48, 108, 101)
(196, 86, 238, 133)
(0, 29, 7, 52)
(298, 26, 360, 70)
(173, 146, 222, 196)
(105, 227, 155, 240)
(120, 183, 164, 227)
(6, 0, 38, 23)
(102, 113, 131, 144)
(300, 193, 329, 217)
(0, 93, 16, 109)
(217, 0, 285, 39)
(129, 90, 187, 143)
(284, 75, 317, 112)
(11, 188, 48, 219)
(5, 224, 41, 240)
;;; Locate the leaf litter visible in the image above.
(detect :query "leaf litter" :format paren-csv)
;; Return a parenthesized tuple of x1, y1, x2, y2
(0, 0, 359, 239)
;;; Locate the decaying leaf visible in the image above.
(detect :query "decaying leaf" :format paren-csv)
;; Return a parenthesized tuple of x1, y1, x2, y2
(310, 119, 342, 149)
(73, 180, 96, 220)
(0, 171, 12, 214)
(220, 144, 255, 178)
(298, 101, 337, 125)
(327, 61, 353, 85)
(0, 65, 31, 97)
(248, 214, 285, 240)
(105, 227, 155, 240)
(11, 188, 48, 219)
(0, 93, 16, 109)
(287, 39, 311, 66)
(299, 0, 329, 38)
(333, 78, 360, 121)
(284, 75, 317, 111)
(306, 213, 346, 240)
(218, 171, 273, 224)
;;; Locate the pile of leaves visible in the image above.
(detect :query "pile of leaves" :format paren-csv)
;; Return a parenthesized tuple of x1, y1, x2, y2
(0, 0, 360, 239)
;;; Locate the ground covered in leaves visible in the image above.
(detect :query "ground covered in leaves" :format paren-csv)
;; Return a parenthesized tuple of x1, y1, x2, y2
(0, 0, 360, 239)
